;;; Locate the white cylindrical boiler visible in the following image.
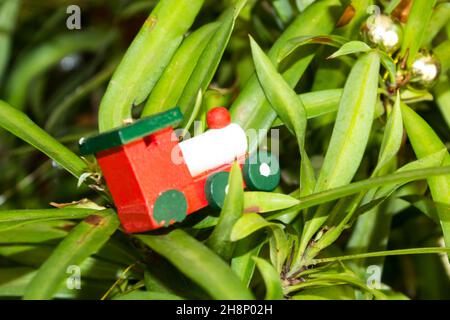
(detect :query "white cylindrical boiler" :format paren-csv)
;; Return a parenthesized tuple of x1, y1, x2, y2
(179, 123, 248, 177)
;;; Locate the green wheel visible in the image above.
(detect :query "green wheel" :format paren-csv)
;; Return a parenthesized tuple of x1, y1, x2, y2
(243, 151, 280, 191)
(205, 171, 230, 210)
(153, 189, 187, 227)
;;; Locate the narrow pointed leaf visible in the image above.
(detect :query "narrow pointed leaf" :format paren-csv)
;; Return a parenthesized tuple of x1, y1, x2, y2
(244, 192, 299, 213)
(137, 230, 254, 300)
(98, 0, 205, 131)
(177, 2, 246, 120)
(374, 92, 403, 174)
(253, 257, 284, 300)
(400, 0, 437, 66)
(24, 210, 120, 299)
(299, 51, 380, 255)
(206, 162, 244, 260)
(0, 100, 86, 178)
(328, 41, 371, 59)
(401, 103, 450, 252)
(141, 22, 219, 116)
(230, 0, 343, 152)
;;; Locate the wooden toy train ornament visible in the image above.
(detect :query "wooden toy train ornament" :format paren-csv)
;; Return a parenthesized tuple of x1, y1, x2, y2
(79, 107, 281, 233)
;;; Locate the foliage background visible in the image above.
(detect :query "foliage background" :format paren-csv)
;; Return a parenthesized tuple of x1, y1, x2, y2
(0, 0, 449, 299)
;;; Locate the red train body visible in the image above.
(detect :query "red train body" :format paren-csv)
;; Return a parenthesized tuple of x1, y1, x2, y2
(79, 107, 280, 233)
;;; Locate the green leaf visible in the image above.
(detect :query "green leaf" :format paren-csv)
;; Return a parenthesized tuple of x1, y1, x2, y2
(180, 90, 203, 138)
(137, 230, 254, 300)
(244, 192, 300, 213)
(401, 103, 450, 252)
(206, 162, 244, 260)
(434, 40, 450, 74)
(113, 290, 183, 300)
(314, 51, 380, 191)
(0, 0, 20, 87)
(0, 220, 70, 243)
(401, 195, 449, 224)
(313, 247, 450, 265)
(269, 165, 450, 221)
(250, 36, 315, 194)
(6, 29, 115, 110)
(400, 88, 434, 104)
(278, 34, 349, 63)
(0, 100, 87, 178)
(327, 41, 371, 59)
(375, 149, 448, 198)
(378, 51, 397, 85)
(250, 36, 307, 146)
(0, 208, 95, 232)
(45, 62, 117, 132)
(295, 0, 315, 12)
(299, 89, 343, 119)
(0, 267, 110, 299)
(400, 0, 437, 66)
(300, 51, 380, 255)
(231, 213, 283, 242)
(291, 285, 356, 300)
(230, 0, 343, 152)
(271, 89, 343, 127)
(385, 0, 402, 14)
(98, 0, 205, 131)
(374, 92, 403, 174)
(422, 2, 450, 47)
(435, 76, 450, 129)
(141, 22, 219, 117)
(253, 257, 284, 300)
(231, 234, 266, 288)
(177, 2, 246, 121)
(273, 0, 294, 24)
(269, 228, 291, 274)
(23, 210, 120, 299)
